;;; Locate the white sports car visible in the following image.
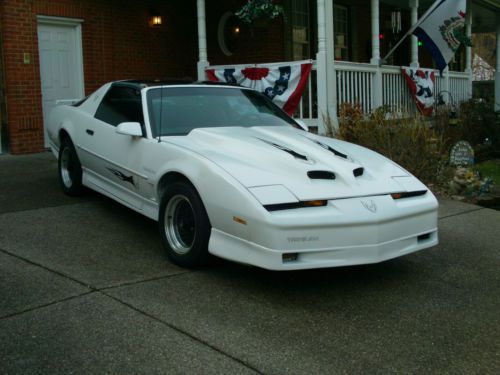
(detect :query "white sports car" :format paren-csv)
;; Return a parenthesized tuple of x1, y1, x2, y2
(48, 80, 438, 270)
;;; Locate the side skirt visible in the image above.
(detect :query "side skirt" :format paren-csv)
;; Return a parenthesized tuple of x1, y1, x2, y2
(82, 168, 159, 221)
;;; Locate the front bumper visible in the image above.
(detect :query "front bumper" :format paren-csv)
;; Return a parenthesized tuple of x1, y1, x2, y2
(208, 193, 438, 270)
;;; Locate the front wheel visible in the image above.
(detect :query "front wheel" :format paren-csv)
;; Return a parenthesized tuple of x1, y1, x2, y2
(58, 137, 84, 196)
(159, 182, 211, 268)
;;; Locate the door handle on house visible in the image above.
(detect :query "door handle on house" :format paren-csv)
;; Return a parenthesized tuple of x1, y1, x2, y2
(86, 129, 94, 136)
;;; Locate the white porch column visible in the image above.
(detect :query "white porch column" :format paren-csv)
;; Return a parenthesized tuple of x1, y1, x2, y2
(465, 1, 473, 99)
(370, 0, 383, 108)
(316, 0, 328, 134)
(325, 0, 337, 127)
(196, 0, 209, 81)
(370, 0, 381, 64)
(410, 0, 419, 67)
(496, 13, 500, 111)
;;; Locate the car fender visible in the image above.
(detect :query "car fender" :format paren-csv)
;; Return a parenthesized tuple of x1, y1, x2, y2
(151, 143, 266, 241)
(47, 105, 79, 155)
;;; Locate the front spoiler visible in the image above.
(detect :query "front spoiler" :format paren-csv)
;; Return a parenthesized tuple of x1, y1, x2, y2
(209, 228, 437, 270)
(208, 194, 439, 270)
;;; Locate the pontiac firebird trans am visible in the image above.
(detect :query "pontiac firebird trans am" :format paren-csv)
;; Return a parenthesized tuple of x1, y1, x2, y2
(47, 80, 438, 270)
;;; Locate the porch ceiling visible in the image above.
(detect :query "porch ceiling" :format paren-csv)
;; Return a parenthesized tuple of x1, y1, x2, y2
(471, 1, 498, 33)
(381, 0, 498, 33)
(381, 0, 436, 8)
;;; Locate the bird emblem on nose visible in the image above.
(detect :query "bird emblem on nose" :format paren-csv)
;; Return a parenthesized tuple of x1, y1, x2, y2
(361, 200, 377, 213)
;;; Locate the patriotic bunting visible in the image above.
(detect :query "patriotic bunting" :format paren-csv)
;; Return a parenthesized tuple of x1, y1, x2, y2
(206, 60, 313, 116)
(402, 67, 436, 116)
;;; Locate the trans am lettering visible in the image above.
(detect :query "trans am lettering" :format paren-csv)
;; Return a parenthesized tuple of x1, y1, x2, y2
(287, 236, 319, 243)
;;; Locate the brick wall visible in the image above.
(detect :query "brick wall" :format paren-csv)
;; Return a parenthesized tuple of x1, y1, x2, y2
(1, 0, 198, 154)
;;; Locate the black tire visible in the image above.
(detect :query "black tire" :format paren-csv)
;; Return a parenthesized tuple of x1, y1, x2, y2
(58, 137, 84, 196)
(159, 182, 211, 268)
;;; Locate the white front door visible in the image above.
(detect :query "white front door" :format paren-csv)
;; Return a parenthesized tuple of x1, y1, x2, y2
(37, 19, 84, 147)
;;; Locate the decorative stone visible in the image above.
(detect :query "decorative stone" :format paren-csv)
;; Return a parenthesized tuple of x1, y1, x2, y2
(450, 141, 474, 166)
(449, 181, 463, 195)
(453, 176, 467, 186)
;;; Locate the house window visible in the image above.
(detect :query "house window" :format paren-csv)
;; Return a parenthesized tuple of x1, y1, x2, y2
(334, 5, 349, 61)
(286, 0, 311, 60)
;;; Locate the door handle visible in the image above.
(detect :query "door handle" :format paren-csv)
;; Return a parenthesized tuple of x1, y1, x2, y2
(86, 129, 94, 136)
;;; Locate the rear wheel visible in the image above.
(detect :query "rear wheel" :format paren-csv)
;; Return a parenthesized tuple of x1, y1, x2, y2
(159, 182, 211, 268)
(58, 137, 84, 196)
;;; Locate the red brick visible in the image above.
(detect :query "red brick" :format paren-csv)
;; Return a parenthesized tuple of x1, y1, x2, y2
(1, 0, 199, 154)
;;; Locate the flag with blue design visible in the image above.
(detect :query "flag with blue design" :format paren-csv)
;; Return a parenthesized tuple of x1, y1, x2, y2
(413, 0, 468, 74)
(206, 60, 312, 116)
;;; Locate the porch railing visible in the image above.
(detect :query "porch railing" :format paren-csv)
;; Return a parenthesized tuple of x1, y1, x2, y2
(335, 61, 376, 114)
(333, 62, 416, 114)
(297, 62, 471, 121)
(381, 65, 415, 114)
(435, 71, 470, 105)
(205, 61, 471, 123)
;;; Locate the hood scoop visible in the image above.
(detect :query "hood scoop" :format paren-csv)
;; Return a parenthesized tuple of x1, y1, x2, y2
(353, 167, 364, 177)
(308, 170, 336, 180)
(309, 139, 348, 159)
(257, 138, 310, 162)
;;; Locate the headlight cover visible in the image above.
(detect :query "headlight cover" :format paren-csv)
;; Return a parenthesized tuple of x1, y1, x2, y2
(248, 185, 298, 206)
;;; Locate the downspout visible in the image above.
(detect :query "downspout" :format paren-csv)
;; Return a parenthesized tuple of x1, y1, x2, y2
(495, 13, 500, 111)
(0, 13, 8, 154)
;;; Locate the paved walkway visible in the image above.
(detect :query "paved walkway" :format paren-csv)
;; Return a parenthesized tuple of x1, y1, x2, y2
(1, 152, 499, 374)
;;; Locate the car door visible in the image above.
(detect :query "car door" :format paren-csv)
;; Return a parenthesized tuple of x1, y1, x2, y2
(78, 85, 150, 209)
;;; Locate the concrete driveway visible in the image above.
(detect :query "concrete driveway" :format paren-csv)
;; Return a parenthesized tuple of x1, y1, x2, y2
(1, 152, 499, 374)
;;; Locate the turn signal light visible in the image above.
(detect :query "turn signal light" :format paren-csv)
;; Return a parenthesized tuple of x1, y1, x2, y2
(264, 200, 327, 211)
(391, 190, 427, 199)
(233, 216, 247, 225)
(303, 200, 327, 207)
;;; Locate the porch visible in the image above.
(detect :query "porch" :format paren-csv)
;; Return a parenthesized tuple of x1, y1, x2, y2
(194, 0, 499, 134)
(207, 59, 471, 128)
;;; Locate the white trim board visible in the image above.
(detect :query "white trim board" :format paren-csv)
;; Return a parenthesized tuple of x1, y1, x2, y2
(37, 15, 84, 25)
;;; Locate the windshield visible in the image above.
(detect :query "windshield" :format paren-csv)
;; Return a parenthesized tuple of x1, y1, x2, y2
(146, 86, 298, 137)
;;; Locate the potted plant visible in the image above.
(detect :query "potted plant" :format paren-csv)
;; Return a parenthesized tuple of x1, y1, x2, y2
(235, 0, 284, 28)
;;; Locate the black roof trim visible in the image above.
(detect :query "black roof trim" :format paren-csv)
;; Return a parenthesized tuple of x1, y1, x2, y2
(112, 79, 194, 90)
(196, 80, 242, 87)
(111, 79, 239, 90)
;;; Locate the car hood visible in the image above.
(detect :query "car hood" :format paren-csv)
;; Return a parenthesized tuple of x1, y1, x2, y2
(167, 126, 427, 201)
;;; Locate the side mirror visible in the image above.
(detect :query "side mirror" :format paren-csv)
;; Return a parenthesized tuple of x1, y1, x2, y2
(295, 119, 309, 132)
(116, 122, 143, 137)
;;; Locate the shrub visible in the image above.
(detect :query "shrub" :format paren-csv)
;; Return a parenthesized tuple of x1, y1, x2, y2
(434, 99, 500, 160)
(334, 103, 448, 185)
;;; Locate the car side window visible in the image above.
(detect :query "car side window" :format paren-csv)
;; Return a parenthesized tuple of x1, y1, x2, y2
(95, 86, 144, 127)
